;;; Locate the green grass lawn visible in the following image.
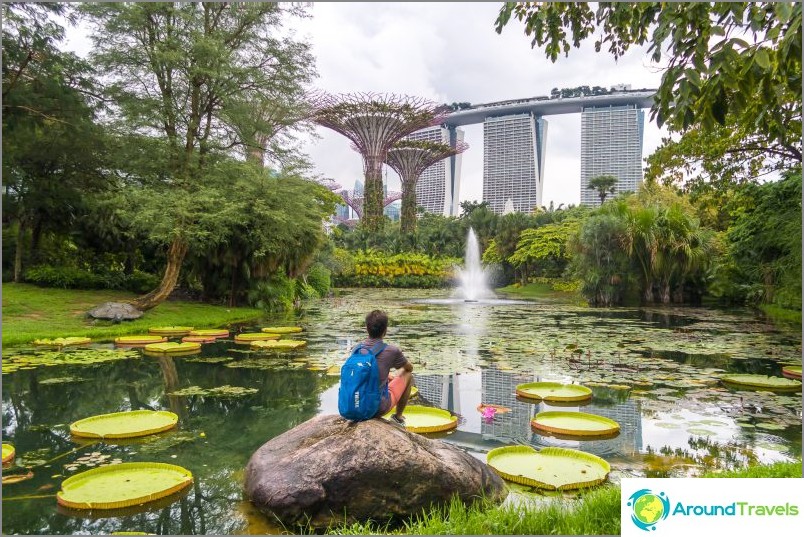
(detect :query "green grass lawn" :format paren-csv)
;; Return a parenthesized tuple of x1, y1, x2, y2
(323, 461, 803, 535)
(1, 283, 264, 347)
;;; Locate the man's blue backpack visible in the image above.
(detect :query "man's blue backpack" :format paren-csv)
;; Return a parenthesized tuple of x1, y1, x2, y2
(338, 342, 387, 421)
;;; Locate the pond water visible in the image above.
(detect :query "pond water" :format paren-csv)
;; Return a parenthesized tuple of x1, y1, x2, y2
(2, 288, 802, 534)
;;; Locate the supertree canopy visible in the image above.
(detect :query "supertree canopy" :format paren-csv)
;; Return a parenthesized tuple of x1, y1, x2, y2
(310, 92, 450, 231)
(385, 139, 469, 233)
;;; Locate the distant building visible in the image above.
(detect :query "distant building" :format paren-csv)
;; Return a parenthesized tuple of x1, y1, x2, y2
(404, 125, 465, 216)
(580, 104, 645, 207)
(482, 113, 547, 214)
(383, 200, 401, 222)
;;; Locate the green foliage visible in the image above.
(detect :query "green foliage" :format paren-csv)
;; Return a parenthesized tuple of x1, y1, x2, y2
(23, 265, 160, 294)
(247, 273, 296, 312)
(495, 3, 802, 164)
(721, 171, 802, 308)
(509, 219, 581, 279)
(571, 213, 632, 306)
(305, 263, 332, 298)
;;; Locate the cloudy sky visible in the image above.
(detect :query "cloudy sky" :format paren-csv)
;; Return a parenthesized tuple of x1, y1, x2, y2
(290, 2, 669, 207)
(64, 2, 670, 207)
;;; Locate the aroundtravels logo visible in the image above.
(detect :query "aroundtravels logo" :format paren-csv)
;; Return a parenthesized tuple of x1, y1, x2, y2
(627, 489, 670, 531)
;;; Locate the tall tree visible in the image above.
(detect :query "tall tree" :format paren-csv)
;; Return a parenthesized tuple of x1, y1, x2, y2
(81, 2, 316, 310)
(495, 2, 802, 165)
(2, 3, 107, 282)
(587, 175, 618, 205)
(310, 93, 449, 232)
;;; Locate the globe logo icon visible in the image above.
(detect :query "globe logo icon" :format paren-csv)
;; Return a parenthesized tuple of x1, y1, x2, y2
(627, 489, 670, 531)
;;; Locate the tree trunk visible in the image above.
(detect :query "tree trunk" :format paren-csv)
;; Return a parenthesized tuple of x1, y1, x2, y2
(400, 179, 418, 234)
(660, 281, 671, 304)
(229, 261, 239, 308)
(13, 218, 26, 283)
(643, 282, 654, 304)
(362, 157, 384, 232)
(30, 216, 43, 266)
(131, 238, 188, 311)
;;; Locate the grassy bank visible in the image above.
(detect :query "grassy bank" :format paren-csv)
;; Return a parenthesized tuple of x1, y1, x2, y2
(324, 461, 802, 535)
(759, 304, 802, 327)
(496, 279, 583, 302)
(1, 283, 264, 347)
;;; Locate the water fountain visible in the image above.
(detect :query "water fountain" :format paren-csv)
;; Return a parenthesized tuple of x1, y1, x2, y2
(455, 227, 494, 302)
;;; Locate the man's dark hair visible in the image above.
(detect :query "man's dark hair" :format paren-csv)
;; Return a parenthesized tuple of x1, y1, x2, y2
(365, 310, 388, 339)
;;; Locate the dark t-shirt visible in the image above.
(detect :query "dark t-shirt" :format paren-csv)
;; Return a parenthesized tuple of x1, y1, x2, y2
(360, 337, 408, 415)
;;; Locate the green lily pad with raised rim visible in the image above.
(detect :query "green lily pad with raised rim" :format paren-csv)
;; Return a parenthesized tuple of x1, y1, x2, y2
(114, 335, 167, 346)
(188, 329, 229, 338)
(2, 443, 15, 463)
(531, 411, 620, 437)
(143, 342, 201, 354)
(486, 445, 610, 490)
(781, 366, 802, 380)
(56, 462, 193, 510)
(261, 326, 303, 334)
(250, 339, 307, 350)
(148, 326, 194, 336)
(720, 374, 802, 392)
(382, 405, 457, 433)
(70, 410, 178, 439)
(234, 333, 281, 343)
(515, 382, 593, 403)
(33, 337, 92, 347)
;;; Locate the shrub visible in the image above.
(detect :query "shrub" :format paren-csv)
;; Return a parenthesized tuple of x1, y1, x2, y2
(24, 265, 105, 289)
(332, 250, 460, 288)
(247, 273, 296, 312)
(123, 270, 161, 294)
(305, 263, 331, 297)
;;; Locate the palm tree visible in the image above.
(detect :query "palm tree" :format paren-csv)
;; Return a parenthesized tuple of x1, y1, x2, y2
(588, 175, 618, 204)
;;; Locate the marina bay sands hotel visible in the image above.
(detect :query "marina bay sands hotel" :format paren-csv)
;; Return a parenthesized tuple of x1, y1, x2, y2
(407, 88, 655, 214)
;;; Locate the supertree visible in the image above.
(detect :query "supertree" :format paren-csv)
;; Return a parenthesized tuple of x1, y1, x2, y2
(385, 139, 469, 233)
(309, 92, 450, 231)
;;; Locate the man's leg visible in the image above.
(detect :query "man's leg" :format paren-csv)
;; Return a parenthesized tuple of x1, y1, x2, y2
(391, 369, 413, 419)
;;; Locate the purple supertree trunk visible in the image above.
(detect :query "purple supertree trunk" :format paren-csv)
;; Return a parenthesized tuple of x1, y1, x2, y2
(385, 140, 469, 233)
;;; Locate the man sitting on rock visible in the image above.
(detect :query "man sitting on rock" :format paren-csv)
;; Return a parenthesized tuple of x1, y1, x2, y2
(363, 309, 414, 427)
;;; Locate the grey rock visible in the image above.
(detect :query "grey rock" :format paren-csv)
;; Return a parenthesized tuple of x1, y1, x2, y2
(245, 414, 507, 528)
(87, 302, 143, 321)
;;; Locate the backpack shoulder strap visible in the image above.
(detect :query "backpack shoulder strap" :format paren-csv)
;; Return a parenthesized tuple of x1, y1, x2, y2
(368, 342, 387, 356)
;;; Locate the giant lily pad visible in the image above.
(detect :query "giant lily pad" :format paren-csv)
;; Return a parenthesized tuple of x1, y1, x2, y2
(56, 462, 193, 510)
(720, 374, 802, 392)
(143, 342, 201, 354)
(516, 382, 593, 403)
(531, 411, 620, 437)
(261, 326, 303, 334)
(2, 349, 139, 375)
(234, 333, 281, 343)
(114, 335, 167, 346)
(181, 336, 216, 344)
(189, 329, 229, 338)
(250, 339, 307, 350)
(781, 366, 802, 380)
(33, 337, 92, 347)
(382, 405, 457, 433)
(486, 445, 610, 490)
(70, 410, 178, 439)
(148, 326, 193, 336)
(2, 443, 15, 464)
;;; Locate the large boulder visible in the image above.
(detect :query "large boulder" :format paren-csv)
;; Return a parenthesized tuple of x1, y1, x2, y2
(87, 302, 143, 321)
(245, 414, 507, 528)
